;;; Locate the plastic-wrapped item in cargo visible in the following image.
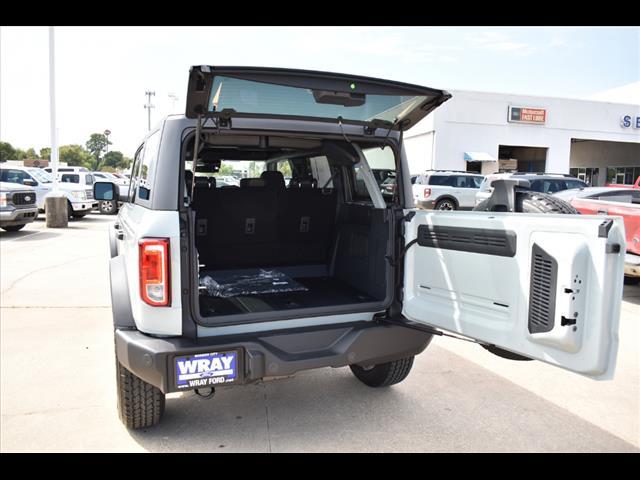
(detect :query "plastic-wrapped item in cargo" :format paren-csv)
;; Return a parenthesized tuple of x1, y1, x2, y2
(199, 269, 308, 298)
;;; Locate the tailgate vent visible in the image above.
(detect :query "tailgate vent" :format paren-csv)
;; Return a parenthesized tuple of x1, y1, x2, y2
(528, 243, 557, 334)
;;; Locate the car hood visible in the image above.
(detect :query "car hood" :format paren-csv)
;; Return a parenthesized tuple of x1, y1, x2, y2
(0, 181, 36, 192)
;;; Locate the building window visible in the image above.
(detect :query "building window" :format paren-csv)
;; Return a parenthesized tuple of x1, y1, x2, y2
(570, 167, 599, 186)
(606, 166, 640, 185)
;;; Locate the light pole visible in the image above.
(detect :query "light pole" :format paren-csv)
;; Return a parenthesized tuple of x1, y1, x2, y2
(144, 91, 155, 131)
(104, 129, 111, 158)
(168, 93, 178, 113)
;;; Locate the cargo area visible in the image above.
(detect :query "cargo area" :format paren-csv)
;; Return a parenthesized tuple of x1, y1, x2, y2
(185, 133, 397, 322)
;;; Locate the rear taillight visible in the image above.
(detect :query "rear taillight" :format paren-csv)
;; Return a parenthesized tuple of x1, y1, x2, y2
(423, 188, 431, 198)
(139, 238, 170, 306)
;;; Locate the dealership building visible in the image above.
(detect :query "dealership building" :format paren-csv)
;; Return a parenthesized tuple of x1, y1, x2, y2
(404, 86, 640, 186)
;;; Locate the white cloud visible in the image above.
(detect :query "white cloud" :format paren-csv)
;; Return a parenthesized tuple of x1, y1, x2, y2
(465, 31, 535, 55)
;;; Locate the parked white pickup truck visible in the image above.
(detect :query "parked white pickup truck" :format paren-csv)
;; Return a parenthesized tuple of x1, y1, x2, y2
(0, 165, 97, 218)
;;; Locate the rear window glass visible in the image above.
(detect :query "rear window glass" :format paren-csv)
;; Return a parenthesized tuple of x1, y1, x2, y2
(208, 75, 428, 124)
(428, 175, 450, 186)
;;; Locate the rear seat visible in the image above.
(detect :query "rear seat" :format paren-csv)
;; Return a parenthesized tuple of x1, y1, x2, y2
(277, 173, 336, 265)
(195, 171, 337, 269)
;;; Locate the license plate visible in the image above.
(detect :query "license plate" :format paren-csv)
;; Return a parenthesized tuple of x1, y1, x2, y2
(174, 350, 239, 390)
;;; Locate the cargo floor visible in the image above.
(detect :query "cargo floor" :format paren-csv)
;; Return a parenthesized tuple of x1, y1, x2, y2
(198, 277, 375, 317)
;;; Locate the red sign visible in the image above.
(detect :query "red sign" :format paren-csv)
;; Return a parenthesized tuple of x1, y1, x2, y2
(509, 106, 546, 124)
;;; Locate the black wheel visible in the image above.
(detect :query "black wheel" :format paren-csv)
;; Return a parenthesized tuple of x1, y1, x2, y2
(99, 200, 117, 215)
(67, 201, 74, 220)
(116, 361, 165, 429)
(1, 224, 25, 232)
(474, 190, 578, 214)
(435, 198, 457, 211)
(350, 356, 414, 387)
(624, 276, 640, 285)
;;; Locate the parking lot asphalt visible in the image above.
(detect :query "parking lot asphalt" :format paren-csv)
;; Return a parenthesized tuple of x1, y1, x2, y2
(1, 215, 638, 452)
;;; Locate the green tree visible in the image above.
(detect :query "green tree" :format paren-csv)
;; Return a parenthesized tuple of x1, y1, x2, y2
(59, 144, 91, 168)
(85, 133, 111, 170)
(217, 163, 234, 176)
(102, 151, 132, 171)
(40, 147, 51, 160)
(14, 148, 27, 161)
(0, 141, 17, 161)
(25, 148, 38, 159)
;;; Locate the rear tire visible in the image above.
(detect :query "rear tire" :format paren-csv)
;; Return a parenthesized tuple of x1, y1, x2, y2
(350, 356, 414, 387)
(1, 224, 25, 232)
(624, 276, 640, 285)
(435, 198, 457, 211)
(116, 361, 165, 429)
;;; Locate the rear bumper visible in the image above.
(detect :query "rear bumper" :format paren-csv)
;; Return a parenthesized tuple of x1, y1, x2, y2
(115, 322, 433, 394)
(0, 207, 38, 226)
(625, 252, 640, 278)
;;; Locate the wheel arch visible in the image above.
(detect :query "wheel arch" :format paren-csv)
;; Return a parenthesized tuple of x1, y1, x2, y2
(434, 195, 459, 208)
(110, 255, 136, 330)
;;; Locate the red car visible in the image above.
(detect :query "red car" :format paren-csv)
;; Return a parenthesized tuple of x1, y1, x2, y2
(555, 187, 640, 283)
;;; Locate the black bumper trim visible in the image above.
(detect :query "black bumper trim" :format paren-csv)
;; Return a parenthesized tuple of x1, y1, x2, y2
(115, 322, 433, 393)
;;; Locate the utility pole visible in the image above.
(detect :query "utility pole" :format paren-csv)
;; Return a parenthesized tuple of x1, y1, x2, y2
(168, 93, 179, 113)
(144, 91, 155, 131)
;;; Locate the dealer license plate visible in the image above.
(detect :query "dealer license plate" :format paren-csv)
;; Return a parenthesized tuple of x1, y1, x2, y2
(174, 350, 239, 390)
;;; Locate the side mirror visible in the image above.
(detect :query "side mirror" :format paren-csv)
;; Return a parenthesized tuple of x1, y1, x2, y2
(94, 181, 117, 201)
(23, 179, 37, 187)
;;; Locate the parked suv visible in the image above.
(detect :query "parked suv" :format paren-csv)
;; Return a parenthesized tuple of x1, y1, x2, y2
(412, 170, 484, 210)
(94, 66, 625, 429)
(0, 165, 97, 218)
(475, 172, 587, 207)
(0, 181, 38, 231)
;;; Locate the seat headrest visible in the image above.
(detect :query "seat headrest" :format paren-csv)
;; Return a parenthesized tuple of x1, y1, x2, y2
(194, 176, 210, 188)
(207, 176, 216, 189)
(240, 178, 267, 188)
(289, 175, 318, 189)
(260, 171, 286, 189)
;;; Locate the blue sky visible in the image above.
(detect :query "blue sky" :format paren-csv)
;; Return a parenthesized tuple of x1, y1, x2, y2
(1, 26, 638, 157)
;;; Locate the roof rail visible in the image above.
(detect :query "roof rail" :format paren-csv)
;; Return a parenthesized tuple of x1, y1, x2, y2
(510, 172, 574, 177)
(425, 169, 478, 174)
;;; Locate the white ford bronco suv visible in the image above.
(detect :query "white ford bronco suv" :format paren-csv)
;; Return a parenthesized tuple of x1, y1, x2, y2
(94, 66, 626, 430)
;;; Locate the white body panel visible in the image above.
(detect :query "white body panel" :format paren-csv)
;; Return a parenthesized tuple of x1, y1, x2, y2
(402, 210, 625, 379)
(117, 204, 183, 335)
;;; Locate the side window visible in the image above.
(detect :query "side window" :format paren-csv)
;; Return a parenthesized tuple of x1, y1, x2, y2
(85, 174, 94, 185)
(128, 144, 145, 203)
(138, 130, 161, 201)
(530, 180, 543, 192)
(309, 156, 332, 188)
(2, 169, 29, 184)
(428, 175, 450, 186)
(356, 146, 396, 201)
(61, 174, 79, 183)
(546, 180, 563, 193)
(450, 176, 467, 188)
(276, 159, 293, 185)
(468, 176, 483, 188)
(566, 180, 586, 190)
